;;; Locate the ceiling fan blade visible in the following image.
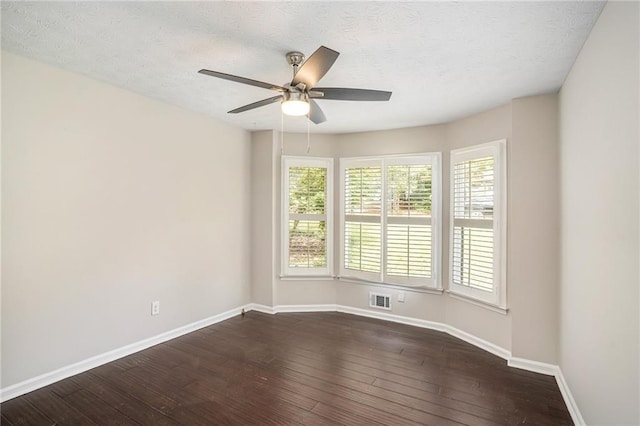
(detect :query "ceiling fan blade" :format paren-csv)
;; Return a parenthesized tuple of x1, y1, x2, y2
(308, 99, 326, 124)
(291, 46, 339, 89)
(311, 87, 392, 101)
(199, 69, 286, 92)
(228, 95, 283, 114)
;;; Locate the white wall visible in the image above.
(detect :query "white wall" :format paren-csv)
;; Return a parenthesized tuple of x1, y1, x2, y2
(559, 1, 639, 424)
(1, 51, 252, 388)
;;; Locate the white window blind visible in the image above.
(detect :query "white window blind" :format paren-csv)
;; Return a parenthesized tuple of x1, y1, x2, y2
(343, 164, 382, 281)
(282, 157, 333, 276)
(449, 141, 506, 307)
(386, 163, 433, 282)
(341, 155, 441, 288)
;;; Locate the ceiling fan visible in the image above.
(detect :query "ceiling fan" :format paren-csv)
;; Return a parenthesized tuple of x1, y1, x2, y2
(198, 46, 392, 124)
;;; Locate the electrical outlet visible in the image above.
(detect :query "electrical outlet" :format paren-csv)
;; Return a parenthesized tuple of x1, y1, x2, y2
(151, 301, 160, 316)
(398, 291, 405, 303)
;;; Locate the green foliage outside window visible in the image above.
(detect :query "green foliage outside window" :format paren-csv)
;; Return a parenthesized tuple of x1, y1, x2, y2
(289, 167, 327, 268)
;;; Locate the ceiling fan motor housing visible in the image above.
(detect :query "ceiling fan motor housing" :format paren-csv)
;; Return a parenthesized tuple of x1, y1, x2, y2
(286, 51, 305, 67)
(286, 51, 306, 83)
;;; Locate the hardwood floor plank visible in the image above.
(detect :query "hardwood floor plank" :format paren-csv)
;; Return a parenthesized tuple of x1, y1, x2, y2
(310, 401, 388, 426)
(88, 367, 181, 414)
(182, 380, 305, 425)
(48, 377, 84, 398)
(24, 388, 98, 425)
(0, 397, 53, 425)
(61, 389, 136, 425)
(187, 355, 418, 426)
(71, 373, 178, 425)
(278, 365, 467, 425)
(162, 339, 229, 369)
(372, 376, 521, 424)
(1, 413, 16, 425)
(88, 367, 216, 425)
(173, 363, 318, 412)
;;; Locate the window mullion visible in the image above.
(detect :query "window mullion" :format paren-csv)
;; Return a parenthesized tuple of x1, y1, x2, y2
(381, 160, 388, 283)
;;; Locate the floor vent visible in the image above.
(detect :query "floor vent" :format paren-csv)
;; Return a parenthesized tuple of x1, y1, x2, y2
(370, 292, 391, 310)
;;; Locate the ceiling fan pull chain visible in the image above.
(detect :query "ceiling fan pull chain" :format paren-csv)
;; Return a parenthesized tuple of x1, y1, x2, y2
(281, 108, 285, 155)
(307, 117, 311, 153)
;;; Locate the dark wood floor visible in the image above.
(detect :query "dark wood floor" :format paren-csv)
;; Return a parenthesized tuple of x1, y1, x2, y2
(1, 311, 572, 425)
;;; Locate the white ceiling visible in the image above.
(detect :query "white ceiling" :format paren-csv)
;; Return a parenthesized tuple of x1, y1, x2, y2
(1, 1, 605, 134)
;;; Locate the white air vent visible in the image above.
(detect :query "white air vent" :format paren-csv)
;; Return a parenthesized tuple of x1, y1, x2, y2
(369, 292, 391, 310)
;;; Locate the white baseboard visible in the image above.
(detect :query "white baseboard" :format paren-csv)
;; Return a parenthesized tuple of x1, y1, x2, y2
(444, 324, 512, 361)
(336, 304, 448, 333)
(275, 304, 337, 313)
(508, 356, 559, 376)
(247, 303, 338, 314)
(246, 303, 275, 314)
(555, 367, 586, 426)
(1, 304, 251, 403)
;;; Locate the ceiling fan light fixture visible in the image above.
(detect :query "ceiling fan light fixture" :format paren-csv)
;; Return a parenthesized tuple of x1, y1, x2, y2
(281, 92, 310, 116)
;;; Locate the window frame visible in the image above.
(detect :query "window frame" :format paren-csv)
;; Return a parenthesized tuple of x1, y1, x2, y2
(281, 156, 334, 277)
(339, 153, 442, 289)
(448, 140, 507, 308)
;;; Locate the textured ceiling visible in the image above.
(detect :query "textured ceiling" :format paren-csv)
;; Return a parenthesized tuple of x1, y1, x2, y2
(1, 1, 605, 134)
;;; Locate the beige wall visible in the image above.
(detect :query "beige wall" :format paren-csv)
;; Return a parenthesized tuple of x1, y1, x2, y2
(250, 130, 276, 307)
(559, 1, 639, 424)
(1, 52, 252, 387)
(509, 95, 559, 364)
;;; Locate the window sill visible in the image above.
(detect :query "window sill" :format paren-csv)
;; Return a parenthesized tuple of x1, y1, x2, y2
(279, 275, 336, 281)
(446, 290, 509, 315)
(338, 276, 444, 295)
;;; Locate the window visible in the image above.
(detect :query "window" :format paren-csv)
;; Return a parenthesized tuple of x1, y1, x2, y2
(449, 140, 506, 308)
(340, 154, 441, 288)
(281, 156, 333, 276)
